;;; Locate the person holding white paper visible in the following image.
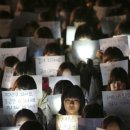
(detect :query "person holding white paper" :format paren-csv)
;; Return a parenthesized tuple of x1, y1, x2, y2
(13, 60, 36, 76)
(9, 75, 47, 128)
(107, 67, 129, 91)
(11, 75, 37, 90)
(97, 47, 125, 63)
(102, 47, 125, 63)
(47, 85, 85, 130)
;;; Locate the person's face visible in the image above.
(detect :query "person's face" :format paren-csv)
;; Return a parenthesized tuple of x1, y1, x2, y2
(106, 122, 120, 130)
(44, 52, 57, 56)
(110, 81, 126, 91)
(62, 69, 72, 76)
(64, 98, 80, 115)
(15, 117, 29, 126)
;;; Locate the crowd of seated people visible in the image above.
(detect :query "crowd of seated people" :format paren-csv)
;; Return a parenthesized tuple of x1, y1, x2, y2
(0, 0, 130, 130)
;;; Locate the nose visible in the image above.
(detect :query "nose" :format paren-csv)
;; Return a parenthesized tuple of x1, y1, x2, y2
(114, 82, 121, 90)
(70, 100, 74, 104)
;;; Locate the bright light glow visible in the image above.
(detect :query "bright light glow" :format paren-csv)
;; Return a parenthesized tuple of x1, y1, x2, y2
(72, 40, 99, 63)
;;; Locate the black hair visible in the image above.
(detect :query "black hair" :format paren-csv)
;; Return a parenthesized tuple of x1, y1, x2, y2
(35, 27, 53, 38)
(53, 80, 73, 94)
(43, 42, 61, 56)
(59, 85, 85, 115)
(57, 62, 78, 76)
(12, 75, 37, 90)
(20, 120, 44, 130)
(82, 103, 104, 118)
(103, 47, 124, 63)
(14, 108, 37, 125)
(4, 56, 19, 68)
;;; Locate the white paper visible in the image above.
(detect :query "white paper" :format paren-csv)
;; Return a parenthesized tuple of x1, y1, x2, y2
(38, 21, 61, 39)
(66, 26, 76, 46)
(99, 35, 130, 56)
(35, 56, 65, 77)
(96, 128, 106, 130)
(2, 90, 38, 114)
(1, 67, 14, 89)
(49, 75, 80, 92)
(102, 90, 130, 116)
(0, 47, 27, 68)
(100, 60, 128, 85)
(56, 115, 79, 130)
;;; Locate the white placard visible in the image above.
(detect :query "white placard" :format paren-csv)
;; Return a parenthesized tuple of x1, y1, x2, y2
(0, 126, 20, 130)
(101, 15, 126, 34)
(49, 75, 80, 92)
(72, 40, 99, 63)
(0, 19, 13, 38)
(35, 56, 65, 77)
(66, 26, 76, 46)
(2, 90, 38, 114)
(1, 67, 14, 89)
(47, 94, 61, 114)
(78, 118, 103, 130)
(0, 47, 27, 68)
(96, 128, 106, 130)
(100, 60, 128, 85)
(99, 35, 130, 56)
(102, 90, 130, 116)
(9, 75, 43, 99)
(38, 21, 61, 39)
(56, 115, 79, 130)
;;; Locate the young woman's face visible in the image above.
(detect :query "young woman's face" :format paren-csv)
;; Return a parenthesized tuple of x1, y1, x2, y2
(64, 97, 80, 115)
(110, 81, 126, 91)
(106, 122, 120, 130)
